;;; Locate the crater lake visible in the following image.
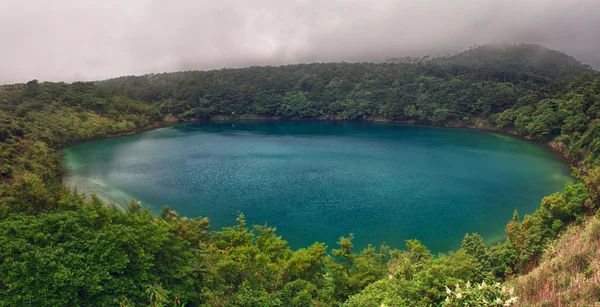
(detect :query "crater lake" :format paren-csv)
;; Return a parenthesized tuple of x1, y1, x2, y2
(63, 121, 573, 253)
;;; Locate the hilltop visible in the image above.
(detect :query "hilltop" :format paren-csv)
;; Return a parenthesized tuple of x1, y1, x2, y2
(437, 43, 594, 78)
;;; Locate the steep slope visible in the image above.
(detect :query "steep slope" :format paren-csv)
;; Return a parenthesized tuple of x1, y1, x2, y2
(513, 215, 600, 306)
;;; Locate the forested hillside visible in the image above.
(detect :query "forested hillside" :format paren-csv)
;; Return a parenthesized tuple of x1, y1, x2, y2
(0, 44, 599, 306)
(97, 44, 591, 127)
(435, 43, 593, 78)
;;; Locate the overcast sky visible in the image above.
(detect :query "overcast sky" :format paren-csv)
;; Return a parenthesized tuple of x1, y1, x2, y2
(1, 0, 599, 84)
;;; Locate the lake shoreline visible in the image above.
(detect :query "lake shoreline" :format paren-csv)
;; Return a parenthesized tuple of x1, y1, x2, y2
(60, 115, 576, 170)
(209, 116, 577, 168)
(192, 116, 576, 168)
(61, 120, 573, 253)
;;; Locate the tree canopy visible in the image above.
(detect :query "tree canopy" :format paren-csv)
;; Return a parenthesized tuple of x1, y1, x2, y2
(0, 44, 599, 306)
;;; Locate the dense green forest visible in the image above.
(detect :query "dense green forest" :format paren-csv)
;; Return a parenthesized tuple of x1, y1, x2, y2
(1, 44, 599, 306)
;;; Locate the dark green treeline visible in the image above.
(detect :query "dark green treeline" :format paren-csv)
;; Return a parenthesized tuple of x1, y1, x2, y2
(0, 44, 599, 306)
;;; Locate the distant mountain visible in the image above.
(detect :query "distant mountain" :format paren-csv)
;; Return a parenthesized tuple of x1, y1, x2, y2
(435, 43, 594, 78)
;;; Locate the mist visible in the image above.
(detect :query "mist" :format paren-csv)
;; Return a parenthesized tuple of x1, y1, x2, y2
(1, 0, 599, 84)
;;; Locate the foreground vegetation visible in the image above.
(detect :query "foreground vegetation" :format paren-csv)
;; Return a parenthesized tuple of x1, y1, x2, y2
(0, 44, 599, 306)
(512, 214, 600, 306)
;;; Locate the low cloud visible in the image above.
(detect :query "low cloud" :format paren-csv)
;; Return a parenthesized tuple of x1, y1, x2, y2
(0, 0, 598, 84)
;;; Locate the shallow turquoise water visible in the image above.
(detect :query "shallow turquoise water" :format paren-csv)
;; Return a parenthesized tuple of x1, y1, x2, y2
(63, 121, 572, 253)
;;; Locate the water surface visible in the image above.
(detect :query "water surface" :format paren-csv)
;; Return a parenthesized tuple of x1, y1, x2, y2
(63, 121, 572, 253)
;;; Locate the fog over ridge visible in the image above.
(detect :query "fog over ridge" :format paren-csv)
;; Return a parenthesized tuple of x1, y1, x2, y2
(0, 0, 599, 84)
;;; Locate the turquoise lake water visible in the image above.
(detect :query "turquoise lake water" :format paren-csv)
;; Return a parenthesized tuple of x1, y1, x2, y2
(63, 121, 572, 253)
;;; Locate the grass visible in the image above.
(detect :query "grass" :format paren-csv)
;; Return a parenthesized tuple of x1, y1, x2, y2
(512, 215, 600, 306)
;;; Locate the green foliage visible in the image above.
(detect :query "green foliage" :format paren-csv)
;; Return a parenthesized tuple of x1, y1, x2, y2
(328, 235, 389, 301)
(0, 45, 599, 306)
(436, 43, 592, 78)
(344, 240, 478, 306)
(488, 240, 518, 278)
(461, 233, 492, 281)
(0, 196, 198, 306)
(442, 281, 518, 307)
(195, 213, 334, 306)
(0, 127, 10, 142)
(505, 182, 592, 273)
(96, 46, 588, 128)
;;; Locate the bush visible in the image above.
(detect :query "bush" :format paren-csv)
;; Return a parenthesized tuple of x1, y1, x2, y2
(442, 281, 518, 307)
